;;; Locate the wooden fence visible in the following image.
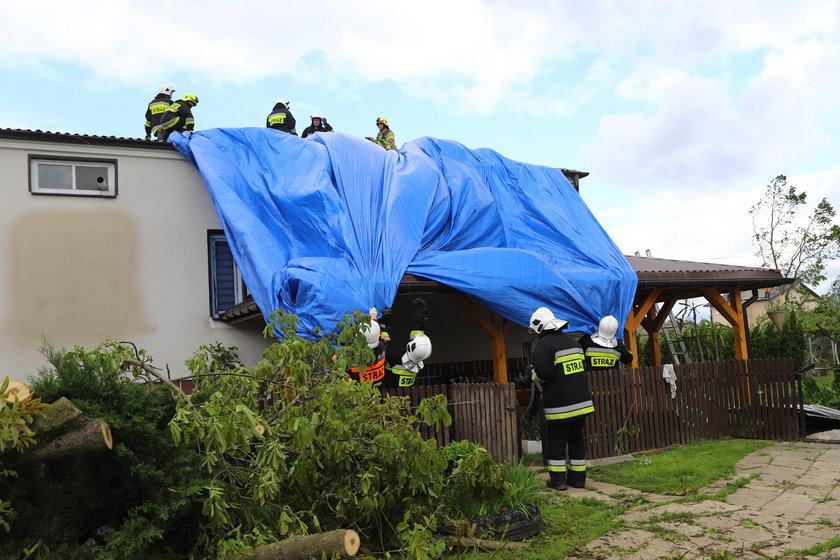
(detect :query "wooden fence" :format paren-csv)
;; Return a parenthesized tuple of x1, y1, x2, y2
(389, 382, 520, 463)
(405, 358, 801, 462)
(584, 358, 800, 459)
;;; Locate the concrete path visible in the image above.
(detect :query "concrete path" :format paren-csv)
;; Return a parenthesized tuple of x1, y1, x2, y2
(545, 441, 840, 559)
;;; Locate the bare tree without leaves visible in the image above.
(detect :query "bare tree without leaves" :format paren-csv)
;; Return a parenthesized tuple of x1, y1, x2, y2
(749, 174, 840, 287)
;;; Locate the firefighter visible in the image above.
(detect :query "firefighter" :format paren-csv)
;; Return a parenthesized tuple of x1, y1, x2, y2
(381, 298, 431, 389)
(266, 99, 297, 135)
(529, 307, 593, 490)
(351, 298, 431, 389)
(366, 117, 396, 151)
(144, 85, 175, 140)
(349, 309, 388, 385)
(580, 315, 633, 371)
(301, 114, 332, 138)
(158, 94, 199, 141)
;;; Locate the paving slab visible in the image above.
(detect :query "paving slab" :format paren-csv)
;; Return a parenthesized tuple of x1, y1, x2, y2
(576, 441, 840, 559)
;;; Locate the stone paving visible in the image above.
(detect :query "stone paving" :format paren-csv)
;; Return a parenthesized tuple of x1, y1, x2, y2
(542, 441, 840, 559)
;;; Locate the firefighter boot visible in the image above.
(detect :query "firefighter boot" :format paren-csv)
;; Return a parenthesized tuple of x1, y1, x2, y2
(567, 470, 586, 488)
(546, 472, 567, 491)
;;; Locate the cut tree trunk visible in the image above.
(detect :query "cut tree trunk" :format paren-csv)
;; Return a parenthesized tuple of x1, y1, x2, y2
(2, 380, 32, 404)
(29, 397, 83, 433)
(16, 416, 113, 465)
(230, 528, 361, 560)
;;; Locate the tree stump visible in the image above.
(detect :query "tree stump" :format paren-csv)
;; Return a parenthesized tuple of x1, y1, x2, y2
(231, 528, 361, 560)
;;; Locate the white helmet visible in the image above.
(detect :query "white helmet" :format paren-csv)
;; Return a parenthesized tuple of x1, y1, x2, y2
(159, 84, 175, 96)
(592, 315, 619, 348)
(276, 98, 290, 106)
(360, 319, 381, 348)
(311, 113, 322, 120)
(400, 333, 432, 373)
(528, 307, 568, 333)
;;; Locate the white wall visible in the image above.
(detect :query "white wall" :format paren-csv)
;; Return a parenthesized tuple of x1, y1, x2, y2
(0, 137, 270, 380)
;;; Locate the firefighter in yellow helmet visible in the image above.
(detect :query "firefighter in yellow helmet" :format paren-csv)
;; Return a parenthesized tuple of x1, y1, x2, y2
(366, 117, 397, 151)
(158, 94, 199, 142)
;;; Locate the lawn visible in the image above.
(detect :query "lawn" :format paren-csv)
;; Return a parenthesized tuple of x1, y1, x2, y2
(448, 438, 771, 559)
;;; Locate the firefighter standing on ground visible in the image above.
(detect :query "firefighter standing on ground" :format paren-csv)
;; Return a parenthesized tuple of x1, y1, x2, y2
(158, 94, 199, 141)
(366, 117, 396, 151)
(355, 298, 431, 389)
(529, 307, 594, 491)
(580, 315, 633, 370)
(266, 99, 297, 135)
(144, 85, 175, 140)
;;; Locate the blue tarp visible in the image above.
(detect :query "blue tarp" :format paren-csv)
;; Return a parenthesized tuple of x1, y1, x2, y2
(171, 129, 637, 338)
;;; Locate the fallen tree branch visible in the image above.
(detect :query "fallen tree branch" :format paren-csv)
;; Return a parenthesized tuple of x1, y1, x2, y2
(446, 535, 529, 550)
(229, 528, 361, 560)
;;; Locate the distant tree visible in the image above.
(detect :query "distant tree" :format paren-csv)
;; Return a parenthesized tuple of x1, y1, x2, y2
(749, 175, 840, 286)
(780, 310, 807, 369)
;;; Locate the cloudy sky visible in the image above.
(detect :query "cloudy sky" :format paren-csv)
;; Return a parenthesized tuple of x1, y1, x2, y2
(2, 0, 838, 292)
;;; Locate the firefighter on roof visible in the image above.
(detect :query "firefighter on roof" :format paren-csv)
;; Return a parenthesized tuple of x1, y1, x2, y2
(266, 99, 297, 135)
(144, 85, 175, 140)
(366, 117, 397, 151)
(158, 94, 199, 141)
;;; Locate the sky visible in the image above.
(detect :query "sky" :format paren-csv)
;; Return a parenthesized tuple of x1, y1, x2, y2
(2, 0, 839, 294)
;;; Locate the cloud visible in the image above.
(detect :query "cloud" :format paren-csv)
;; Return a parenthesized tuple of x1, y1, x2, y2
(2, 0, 838, 119)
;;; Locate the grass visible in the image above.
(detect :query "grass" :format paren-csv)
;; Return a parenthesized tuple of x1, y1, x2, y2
(587, 439, 771, 495)
(447, 438, 774, 559)
(782, 536, 840, 558)
(449, 495, 626, 560)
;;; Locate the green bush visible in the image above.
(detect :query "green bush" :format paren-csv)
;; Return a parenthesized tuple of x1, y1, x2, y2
(0, 341, 207, 560)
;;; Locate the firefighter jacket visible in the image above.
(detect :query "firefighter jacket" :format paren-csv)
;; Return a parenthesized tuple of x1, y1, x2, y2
(579, 335, 633, 370)
(302, 122, 335, 138)
(374, 127, 396, 151)
(145, 93, 172, 137)
(530, 330, 594, 422)
(347, 340, 387, 385)
(266, 104, 297, 134)
(160, 101, 195, 134)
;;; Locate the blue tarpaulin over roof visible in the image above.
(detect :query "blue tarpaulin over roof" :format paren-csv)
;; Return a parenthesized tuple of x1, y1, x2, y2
(171, 129, 637, 338)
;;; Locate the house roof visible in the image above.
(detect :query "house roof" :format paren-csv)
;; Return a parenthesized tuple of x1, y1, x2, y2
(0, 127, 175, 151)
(626, 256, 793, 290)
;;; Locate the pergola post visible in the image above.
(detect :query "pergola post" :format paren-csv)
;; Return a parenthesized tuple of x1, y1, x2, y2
(450, 294, 512, 383)
(625, 289, 661, 368)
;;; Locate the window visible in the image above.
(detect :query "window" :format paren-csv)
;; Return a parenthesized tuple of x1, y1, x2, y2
(208, 232, 249, 317)
(29, 155, 117, 197)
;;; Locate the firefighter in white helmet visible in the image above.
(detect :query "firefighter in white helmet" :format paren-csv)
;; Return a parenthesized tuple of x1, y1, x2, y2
(144, 84, 175, 140)
(529, 307, 592, 491)
(580, 315, 633, 371)
(350, 298, 431, 389)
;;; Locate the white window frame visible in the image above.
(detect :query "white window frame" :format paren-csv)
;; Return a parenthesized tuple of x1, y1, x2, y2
(29, 155, 118, 197)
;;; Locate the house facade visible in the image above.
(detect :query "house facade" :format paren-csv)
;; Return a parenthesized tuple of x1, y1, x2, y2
(0, 129, 270, 379)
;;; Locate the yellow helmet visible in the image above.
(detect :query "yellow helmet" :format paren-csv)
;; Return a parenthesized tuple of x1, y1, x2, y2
(181, 93, 199, 105)
(376, 117, 389, 127)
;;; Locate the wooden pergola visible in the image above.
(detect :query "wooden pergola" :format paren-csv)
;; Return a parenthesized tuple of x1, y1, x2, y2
(221, 257, 794, 383)
(622, 256, 793, 368)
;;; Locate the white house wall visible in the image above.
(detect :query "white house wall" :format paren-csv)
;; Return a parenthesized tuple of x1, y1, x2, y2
(0, 137, 269, 380)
